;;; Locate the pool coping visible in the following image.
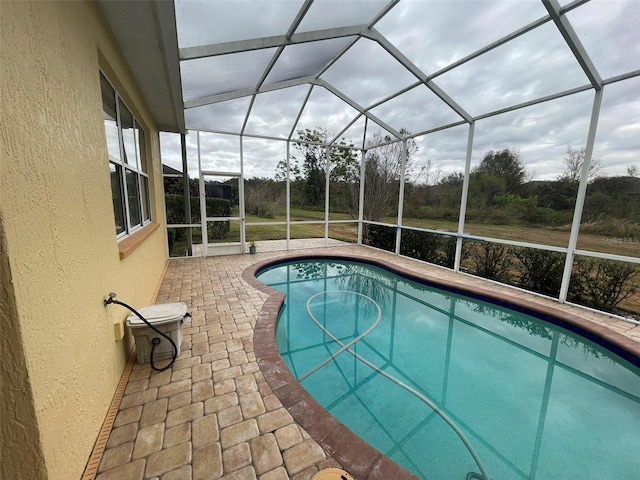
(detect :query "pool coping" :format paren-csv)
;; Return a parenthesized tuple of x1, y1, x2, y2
(243, 252, 640, 480)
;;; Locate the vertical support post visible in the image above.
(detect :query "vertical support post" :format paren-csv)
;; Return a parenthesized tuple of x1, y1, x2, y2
(559, 89, 603, 302)
(357, 118, 368, 245)
(357, 148, 366, 245)
(395, 139, 408, 255)
(239, 135, 246, 252)
(454, 122, 475, 272)
(180, 133, 192, 256)
(286, 141, 291, 250)
(197, 131, 208, 257)
(325, 144, 330, 245)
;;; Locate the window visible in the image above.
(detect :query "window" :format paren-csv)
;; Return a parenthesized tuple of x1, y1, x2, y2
(100, 72, 151, 237)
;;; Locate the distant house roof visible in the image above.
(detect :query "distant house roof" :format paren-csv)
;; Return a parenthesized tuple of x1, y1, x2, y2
(163, 164, 182, 175)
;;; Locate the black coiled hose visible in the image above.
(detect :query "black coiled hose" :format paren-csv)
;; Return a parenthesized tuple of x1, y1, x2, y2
(104, 294, 184, 372)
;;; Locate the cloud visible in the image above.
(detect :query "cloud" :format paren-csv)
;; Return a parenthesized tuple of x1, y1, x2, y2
(159, 132, 183, 172)
(295, 86, 360, 138)
(242, 138, 288, 179)
(375, 0, 548, 74)
(321, 38, 418, 109)
(185, 97, 251, 132)
(175, 0, 301, 47)
(181, 49, 276, 102)
(470, 89, 595, 178)
(264, 37, 353, 85)
(244, 85, 311, 139)
(369, 84, 463, 134)
(594, 77, 640, 173)
(432, 22, 589, 117)
(566, 0, 640, 79)
(296, 0, 389, 32)
(411, 124, 471, 180)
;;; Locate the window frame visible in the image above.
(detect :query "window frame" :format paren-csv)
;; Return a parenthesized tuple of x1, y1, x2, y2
(100, 71, 151, 239)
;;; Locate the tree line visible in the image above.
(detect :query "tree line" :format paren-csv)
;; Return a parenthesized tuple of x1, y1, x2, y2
(164, 129, 638, 237)
(251, 130, 638, 238)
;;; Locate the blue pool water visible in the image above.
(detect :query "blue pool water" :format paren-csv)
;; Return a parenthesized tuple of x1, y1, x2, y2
(257, 259, 640, 480)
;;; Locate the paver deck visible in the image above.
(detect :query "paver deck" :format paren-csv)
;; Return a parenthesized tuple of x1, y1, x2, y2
(94, 244, 640, 480)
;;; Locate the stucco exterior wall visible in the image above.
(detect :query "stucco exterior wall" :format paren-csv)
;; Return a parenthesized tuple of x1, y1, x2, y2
(0, 212, 49, 480)
(1, 2, 167, 479)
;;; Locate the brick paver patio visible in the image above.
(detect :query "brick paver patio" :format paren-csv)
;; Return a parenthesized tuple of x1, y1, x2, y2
(94, 244, 640, 480)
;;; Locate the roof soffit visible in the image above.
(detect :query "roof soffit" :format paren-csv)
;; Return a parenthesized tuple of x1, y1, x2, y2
(98, 0, 185, 133)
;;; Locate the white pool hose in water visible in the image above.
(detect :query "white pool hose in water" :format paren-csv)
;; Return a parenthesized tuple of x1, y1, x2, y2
(303, 290, 491, 480)
(299, 291, 382, 382)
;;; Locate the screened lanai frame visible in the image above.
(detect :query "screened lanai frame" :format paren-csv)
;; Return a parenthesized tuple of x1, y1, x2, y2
(165, 0, 639, 316)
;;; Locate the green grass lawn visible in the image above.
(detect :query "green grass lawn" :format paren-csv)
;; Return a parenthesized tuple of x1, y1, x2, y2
(244, 209, 354, 241)
(166, 205, 636, 258)
(243, 210, 637, 257)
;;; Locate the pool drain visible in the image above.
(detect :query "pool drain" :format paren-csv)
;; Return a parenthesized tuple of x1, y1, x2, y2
(312, 467, 354, 480)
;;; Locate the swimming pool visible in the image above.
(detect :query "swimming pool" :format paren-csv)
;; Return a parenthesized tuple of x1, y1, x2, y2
(256, 258, 640, 480)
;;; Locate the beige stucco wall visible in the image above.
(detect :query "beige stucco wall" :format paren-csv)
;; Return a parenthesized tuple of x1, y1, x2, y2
(1, 2, 167, 479)
(0, 212, 49, 480)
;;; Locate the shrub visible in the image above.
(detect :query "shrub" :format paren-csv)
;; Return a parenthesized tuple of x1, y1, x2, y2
(364, 224, 396, 252)
(165, 194, 231, 240)
(513, 247, 565, 297)
(244, 180, 284, 218)
(166, 227, 190, 257)
(400, 230, 441, 264)
(165, 194, 201, 224)
(205, 197, 232, 217)
(164, 194, 189, 224)
(439, 235, 461, 269)
(167, 228, 175, 253)
(399, 230, 461, 269)
(205, 198, 231, 240)
(467, 241, 514, 282)
(568, 257, 638, 312)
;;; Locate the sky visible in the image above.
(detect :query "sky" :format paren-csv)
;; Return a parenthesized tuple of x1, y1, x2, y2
(161, 0, 640, 183)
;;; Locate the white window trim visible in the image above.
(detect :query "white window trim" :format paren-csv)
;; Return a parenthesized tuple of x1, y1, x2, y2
(101, 70, 152, 240)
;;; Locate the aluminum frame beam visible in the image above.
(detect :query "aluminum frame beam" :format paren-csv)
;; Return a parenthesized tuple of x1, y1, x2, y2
(316, 79, 403, 139)
(184, 75, 318, 109)
(288, 85, 315, 141)
(559, 89, 603, 302)
(368, 0, 401, 29)
(254, 1, 314, 93)
(366, 29, 472, 124)
(454, 122, 475, 272)
(427, 15, 551, 81)
(179, 25, 368, 61)
(543, 0, 602, 90)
